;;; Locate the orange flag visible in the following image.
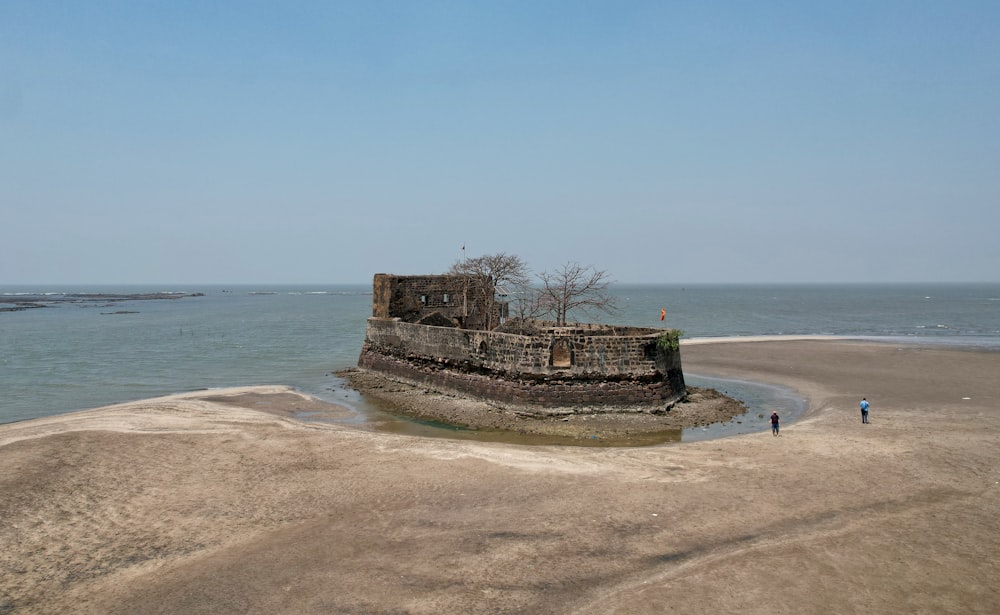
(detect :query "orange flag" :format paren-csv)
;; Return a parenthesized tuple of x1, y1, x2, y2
(660, 308, 666, 321)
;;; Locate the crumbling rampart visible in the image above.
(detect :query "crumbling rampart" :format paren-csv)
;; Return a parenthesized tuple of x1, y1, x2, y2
(358, 317, 686, 414)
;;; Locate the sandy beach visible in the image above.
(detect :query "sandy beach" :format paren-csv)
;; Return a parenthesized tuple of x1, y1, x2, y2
(2, 339, 999, 614)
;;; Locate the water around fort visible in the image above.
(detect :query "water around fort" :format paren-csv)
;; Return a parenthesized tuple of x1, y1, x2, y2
(2, 283, 998, 441)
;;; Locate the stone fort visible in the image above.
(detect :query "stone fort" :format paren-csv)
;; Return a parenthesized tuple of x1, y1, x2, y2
(358, 273, 686, 414)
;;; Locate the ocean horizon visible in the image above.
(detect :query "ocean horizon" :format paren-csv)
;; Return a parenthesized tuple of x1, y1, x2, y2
(3, 282, 999, 436)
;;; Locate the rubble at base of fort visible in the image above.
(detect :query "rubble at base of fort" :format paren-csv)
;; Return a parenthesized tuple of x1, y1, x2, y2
(340, 367, 747, 442)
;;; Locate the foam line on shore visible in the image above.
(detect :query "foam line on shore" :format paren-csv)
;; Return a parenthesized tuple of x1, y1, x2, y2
(682, 335, 850, 345)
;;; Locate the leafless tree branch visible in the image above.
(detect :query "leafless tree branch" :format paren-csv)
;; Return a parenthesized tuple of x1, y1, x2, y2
(448, 252, 532, 330)
(537, 262, 618, 325)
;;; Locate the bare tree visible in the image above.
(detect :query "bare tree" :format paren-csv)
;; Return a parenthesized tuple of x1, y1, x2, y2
(507, 285, 546, 322)
(448, 252, 531, 330)
(537, 262, 618, 326)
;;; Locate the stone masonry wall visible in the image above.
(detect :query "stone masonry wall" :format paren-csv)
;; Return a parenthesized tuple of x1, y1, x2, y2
(359, 317, 686, 412)
(372, 274, 469, 322)
(358, 350, 684, 413)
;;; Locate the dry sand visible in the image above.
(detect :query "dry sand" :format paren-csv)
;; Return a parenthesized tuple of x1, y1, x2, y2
(2, 340, 999, 614)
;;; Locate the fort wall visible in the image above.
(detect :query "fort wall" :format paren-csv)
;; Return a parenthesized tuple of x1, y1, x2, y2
(359, 317, 686, 413)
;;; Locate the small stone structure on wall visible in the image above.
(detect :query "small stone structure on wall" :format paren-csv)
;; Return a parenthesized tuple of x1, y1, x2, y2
(358, 273, 686, 415)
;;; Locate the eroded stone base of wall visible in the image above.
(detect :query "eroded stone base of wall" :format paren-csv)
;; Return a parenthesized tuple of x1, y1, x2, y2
(358, 348, 686, 415)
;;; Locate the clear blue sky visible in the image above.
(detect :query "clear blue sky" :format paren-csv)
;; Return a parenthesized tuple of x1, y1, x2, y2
(2, 1, 998, 284)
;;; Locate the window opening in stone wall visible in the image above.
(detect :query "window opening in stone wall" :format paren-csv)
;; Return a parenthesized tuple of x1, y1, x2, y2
(550, 339, 572, 368)
(420, 295, 427, 305)
(443, 293, 449, 304)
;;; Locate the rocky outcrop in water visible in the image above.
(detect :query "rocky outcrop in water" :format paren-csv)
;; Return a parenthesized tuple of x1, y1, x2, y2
(0, 292, 204, 312)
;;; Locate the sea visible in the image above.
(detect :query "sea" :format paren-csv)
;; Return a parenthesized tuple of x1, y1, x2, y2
(2, 283, 999, 442)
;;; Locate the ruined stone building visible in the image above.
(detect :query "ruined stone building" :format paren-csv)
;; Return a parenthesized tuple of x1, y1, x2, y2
(358, 273, 686, 414)
(370, 274, 504, 330)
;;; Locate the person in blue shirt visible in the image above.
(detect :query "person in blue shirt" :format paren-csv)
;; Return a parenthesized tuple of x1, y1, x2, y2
(860, 398, 870, 424)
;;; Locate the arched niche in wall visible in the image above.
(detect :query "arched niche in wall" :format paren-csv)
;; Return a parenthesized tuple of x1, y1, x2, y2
(550, 339, 573, 368)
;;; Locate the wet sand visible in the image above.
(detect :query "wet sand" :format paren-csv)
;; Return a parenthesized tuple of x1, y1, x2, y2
(2, 340, 999, 614)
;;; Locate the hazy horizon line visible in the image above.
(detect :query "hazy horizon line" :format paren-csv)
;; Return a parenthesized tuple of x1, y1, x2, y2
(3, 280, 999, 288)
